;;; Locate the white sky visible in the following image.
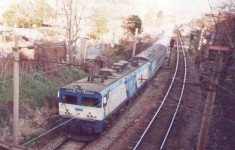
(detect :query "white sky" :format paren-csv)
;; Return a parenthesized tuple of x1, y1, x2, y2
(0, 0, 211, 13)
(152, 0, 211, 14)
(0, 0, 212, 22)
(0, 0, 20, 17)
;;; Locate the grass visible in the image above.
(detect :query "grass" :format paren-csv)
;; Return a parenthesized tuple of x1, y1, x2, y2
(0, 67, 86, 108)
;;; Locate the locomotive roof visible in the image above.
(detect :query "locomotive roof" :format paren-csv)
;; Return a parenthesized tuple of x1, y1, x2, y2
(62, 64, 143, 93)
(62, 40, 168, 93)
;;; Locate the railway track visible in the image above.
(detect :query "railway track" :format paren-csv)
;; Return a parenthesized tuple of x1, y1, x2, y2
(0, 140, 33, 150)
(133, 31, 188, 150)
(57, 140, 88, 150)
(39, 134, 95, 150)
(1, 31, 186, 150)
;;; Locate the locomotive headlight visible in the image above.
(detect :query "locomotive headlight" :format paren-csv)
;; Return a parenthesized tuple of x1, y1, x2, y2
(87, 112, 96, 118)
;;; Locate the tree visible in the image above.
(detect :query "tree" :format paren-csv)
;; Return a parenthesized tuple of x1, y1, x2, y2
(3, 0, 53, 27)
(60, 0, 86, 62)
(88, 17, 109, 40)
(60, 0, 98, 62)
(216, 1, 235, 80)
(216, 1, 235, 48)
(197, 1, 235, 149)
(122, 15, 142, 38)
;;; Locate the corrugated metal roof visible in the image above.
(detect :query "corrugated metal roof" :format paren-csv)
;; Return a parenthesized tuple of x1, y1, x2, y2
(134, 44, 167, 62)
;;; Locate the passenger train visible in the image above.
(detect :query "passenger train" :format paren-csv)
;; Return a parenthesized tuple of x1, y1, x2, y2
(58, 33, 172, 134)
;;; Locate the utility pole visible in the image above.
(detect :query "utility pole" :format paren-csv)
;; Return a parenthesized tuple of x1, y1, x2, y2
(80, 38, 87, 62)
(168, 38, 175, 66)
(132, 28, 138, 57)
(197, 51, 223, 150)
(189, 33, 194, 54)
(13, 35, 20, 145)
(198, 27, 205, 52)
(132, 40, 137, 57)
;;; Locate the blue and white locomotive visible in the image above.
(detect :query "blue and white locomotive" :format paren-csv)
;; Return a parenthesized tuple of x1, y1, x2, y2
(58, 34, 172, 134)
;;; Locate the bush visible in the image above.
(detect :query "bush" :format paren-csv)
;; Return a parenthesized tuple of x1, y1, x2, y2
(20, 72, 57, 108)
(0, 67, 86, 108)
(57, 67, 86, 84)
(0, 75, 14, 101)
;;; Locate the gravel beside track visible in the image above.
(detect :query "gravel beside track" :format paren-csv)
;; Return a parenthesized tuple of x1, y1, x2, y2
(84, 52, 176, 150)
(84, 46, 203, 149)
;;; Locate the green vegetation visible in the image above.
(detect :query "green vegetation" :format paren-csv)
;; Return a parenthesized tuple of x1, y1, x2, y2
(20, 72, 57, 108)
(113, 45, 130, 60)
(0, 75, 14, 101)
(3, 0, 53, 27)
(0, 67, 86, 108)
(88, 17, 109, 40)
(122, 15, 142, 36)
(57, 67, 86, 84)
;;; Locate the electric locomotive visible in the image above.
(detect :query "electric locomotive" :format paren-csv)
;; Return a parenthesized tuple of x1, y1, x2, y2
(58, 33, 172, 134)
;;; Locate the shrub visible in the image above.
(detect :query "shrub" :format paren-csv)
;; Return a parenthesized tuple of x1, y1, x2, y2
(0, 67, 86, 108)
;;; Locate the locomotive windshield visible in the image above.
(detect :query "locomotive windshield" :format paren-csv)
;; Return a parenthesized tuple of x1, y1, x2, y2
(61, 95, 77, 104)
(81, 97, 100, 107)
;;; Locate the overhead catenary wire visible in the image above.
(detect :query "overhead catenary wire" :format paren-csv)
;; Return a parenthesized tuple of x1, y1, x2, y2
(0, 63, 64, 78)
(0, 60, 86, 84)
(22, 96, 102, 147)
(22, 112, 79, 147)
(20, 58, 85, 67)
(159, 73, 234, 117)
(199, 73, 235, 97)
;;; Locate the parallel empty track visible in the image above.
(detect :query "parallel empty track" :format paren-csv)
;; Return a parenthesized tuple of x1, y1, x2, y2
(133, 32, 188, 150)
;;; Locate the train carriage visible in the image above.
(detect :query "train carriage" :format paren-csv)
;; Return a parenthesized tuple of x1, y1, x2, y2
(58, 34, 171, 134)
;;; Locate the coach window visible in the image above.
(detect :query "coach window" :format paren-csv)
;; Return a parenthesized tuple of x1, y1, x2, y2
(61, 95, 77, 104)
(81, 97, 100, 107)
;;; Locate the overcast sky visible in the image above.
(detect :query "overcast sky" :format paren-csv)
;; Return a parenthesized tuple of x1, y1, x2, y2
(0, 0, 211, 13)
(152, 0, 211, 14)
(0, 0, 213, 22)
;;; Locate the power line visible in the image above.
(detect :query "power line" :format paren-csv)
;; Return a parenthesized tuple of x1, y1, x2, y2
(200, 73, 235, 97)
(22, 112, 79, 147)
(0, 62, 86, 84)
(21, 58, 96, 68)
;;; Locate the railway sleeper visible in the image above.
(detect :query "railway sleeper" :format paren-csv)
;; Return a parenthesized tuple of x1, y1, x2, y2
(69, 134, 97, 142)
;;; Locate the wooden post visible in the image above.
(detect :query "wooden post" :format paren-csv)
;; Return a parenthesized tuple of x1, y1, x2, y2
(13, 35, 20, 145)
(132, 28, 138, 57)
(132, 40, 137, 57)
(167, 48, 172, 66)
(168, 39, 175, 66)
(197, 52, 223, 150)
(198, 27, 205, 52)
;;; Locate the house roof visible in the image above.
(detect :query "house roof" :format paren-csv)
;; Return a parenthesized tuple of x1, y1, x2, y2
(208, 45, 229, 52)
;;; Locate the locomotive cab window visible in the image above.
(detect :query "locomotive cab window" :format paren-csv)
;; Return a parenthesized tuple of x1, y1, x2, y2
(81, 97, 100, 107)
(61, 95, 77, 104)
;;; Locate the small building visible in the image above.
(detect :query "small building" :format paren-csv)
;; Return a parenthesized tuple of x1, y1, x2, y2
(205, 45, 229, 62)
